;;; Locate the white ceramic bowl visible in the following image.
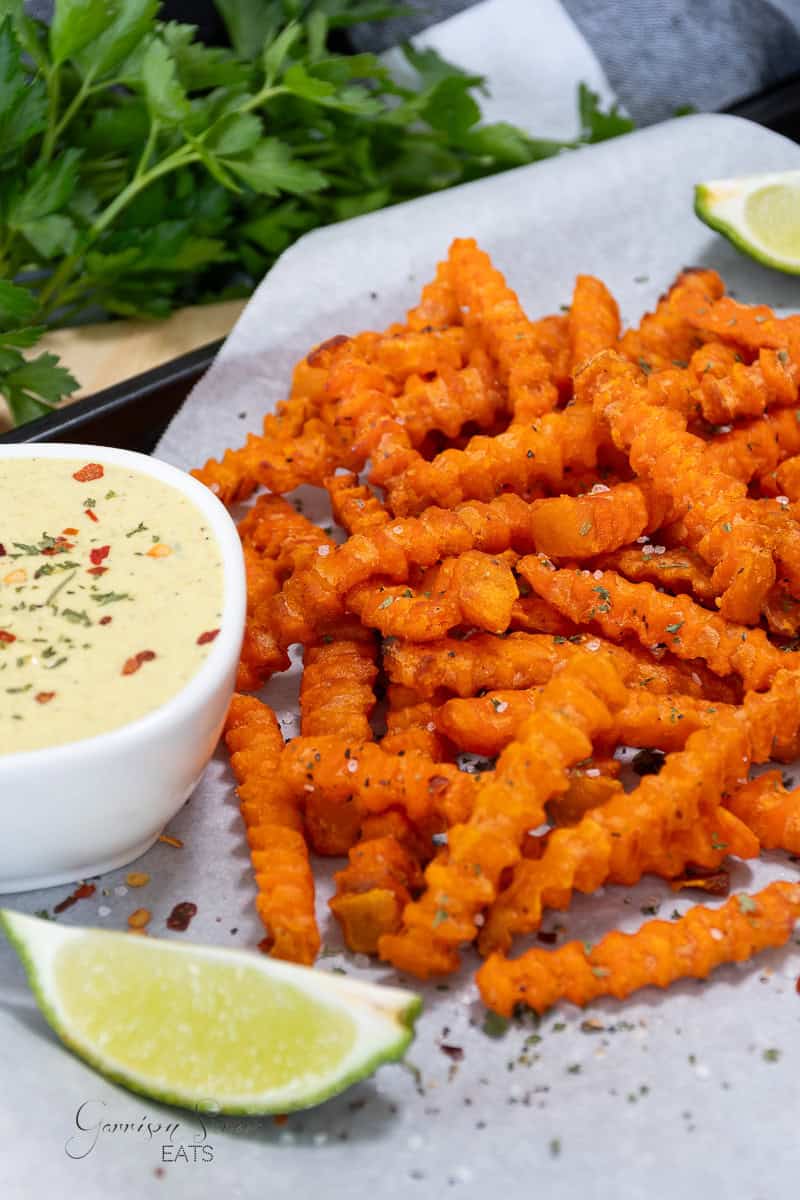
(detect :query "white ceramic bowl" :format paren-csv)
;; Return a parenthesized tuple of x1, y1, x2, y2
(0, 443, 246, 893)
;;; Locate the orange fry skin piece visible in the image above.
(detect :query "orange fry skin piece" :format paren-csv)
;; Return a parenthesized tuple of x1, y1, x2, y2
(224, 696, 320, 965)
(325, 472, 390, 535)
(378, 652, 628, 978)
(724, 770, 800, 853)
(591, 545, 716, 602)
(477, 881, 800, 1016)
(529, 481, 667, 559)
(568, 274, 621, 369)
(520, 556, 794, 692)
(347, 550, 518, 639)
(448, 237, 559, 421)
(435, 688, 732, 758)
(618, 267, 724, 371)
(300, 623, 378, 744)
(384, 629, 737, 702)
(330, 835, 425, 954)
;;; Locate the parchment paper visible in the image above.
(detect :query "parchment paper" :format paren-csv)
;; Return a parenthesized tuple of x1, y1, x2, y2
(3, 12, 800, 1200)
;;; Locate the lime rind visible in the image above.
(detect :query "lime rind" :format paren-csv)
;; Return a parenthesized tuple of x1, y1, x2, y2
(695, 169, 800, 276)
(0, 908, 420, 1115)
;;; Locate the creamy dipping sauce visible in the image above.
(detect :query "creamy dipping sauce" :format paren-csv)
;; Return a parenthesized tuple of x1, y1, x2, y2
(0, 459, 224, 753)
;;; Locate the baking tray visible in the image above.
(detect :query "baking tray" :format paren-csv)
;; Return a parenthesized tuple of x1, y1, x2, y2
(2, 75, 799, 456)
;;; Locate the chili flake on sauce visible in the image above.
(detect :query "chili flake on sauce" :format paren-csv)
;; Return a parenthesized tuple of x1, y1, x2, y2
(0, 458, 224, 754)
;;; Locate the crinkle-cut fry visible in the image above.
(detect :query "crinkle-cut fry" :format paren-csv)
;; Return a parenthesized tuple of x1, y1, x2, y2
(383, 684, 451, 761)
(330, 835, 425, 954)
(346, 550, 518, 639)
(435, 687, 733, 758)
(478, 881, 800, 1016)
(271, 493, 537, 645)
(237, 497, 332, 690)
(618, 267, 724, 371)
(675, 291, 800, 353)
(237, 545, 289, 690)
(587, 351, 780, 622)
(384, 629, 736, 702)
(407, 256, 461, 331)
(281, 737, 477, 827)
(520, 556, 794, 692)
(775, 453, 800, 502)
(755, 408, 800, 495)
(702, 412, 788, 484)
(192, 432, 269, 506)
(379, 404, 607, 517)
(378, 652, 628, 977)
(568, 275, 621, 368)
(691, 346, 800, 425)
(529, 481, 667, 559)
(448, 238, 559, 421)
(324, 472, 389, 535)
(300, 623, 378, 744)
(304, 791, 362, 857)
(392, 352, 506, 444)
(509, 594, 582, 636)
(530, 314, 572, 397)
(223, 696, 320, 964)
(724, 770, 800, 853)
(592, 545, 717, 602)
(480, 670, 800, 955)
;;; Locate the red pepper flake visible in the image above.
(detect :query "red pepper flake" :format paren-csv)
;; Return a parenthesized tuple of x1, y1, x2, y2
(35, 691, 55, 704)
(196, 629, 220, 645)
(439, 1044, 464, 1061)
(72, 463, 104, 483)
(122, 649, 156, 675)
(99, 615, 112, 626)
(62, 527, 79, 536)
(796, 975, 800, 995)
(273, 1114, 289, 1127)
(85, 509, 99, 523)
(53, 882, 96, 913)
(166, 901, 197, 931)
(0, 630, 15, 644)
(0, 544, 5, 556)
(87, 566, 108, 576)
(90, 545, 110, 565)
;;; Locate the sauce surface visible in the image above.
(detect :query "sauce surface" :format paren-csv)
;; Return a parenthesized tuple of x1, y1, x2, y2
(0, 458, 224, 753)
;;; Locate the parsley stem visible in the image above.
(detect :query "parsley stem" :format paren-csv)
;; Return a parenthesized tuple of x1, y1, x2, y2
(45, 568, 76, 609)
(40, 71, 95, 164)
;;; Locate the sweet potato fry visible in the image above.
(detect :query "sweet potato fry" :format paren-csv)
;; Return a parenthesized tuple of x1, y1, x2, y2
(568, 275, 620, 368)
(724, 770, 800, 853)
(478, 881, 800, 1015)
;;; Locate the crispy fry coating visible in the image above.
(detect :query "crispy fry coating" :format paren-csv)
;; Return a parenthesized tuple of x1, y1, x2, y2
(301, 623, 378, 743)
(224, 696, 320, 964)
(520, 557, 793, 691)
(568, 275, 620, 368)
(448, 237, 559, 421)
(592, 545, 717, 602)
(347, 550, 518, 639)
(325, 472, 390, 534)
(378, 653, 628, 977)
(724, 770, 800, 853)
(478, 881, 800, 1015)
(618, 268, 724, 371)
(330, 835, 425, 954)
(529, 481, 666, 558)
(435, 688, 732, 757)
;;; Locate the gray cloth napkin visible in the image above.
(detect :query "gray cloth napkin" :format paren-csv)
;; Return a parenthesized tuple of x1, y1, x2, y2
(350, 0, 800, 125)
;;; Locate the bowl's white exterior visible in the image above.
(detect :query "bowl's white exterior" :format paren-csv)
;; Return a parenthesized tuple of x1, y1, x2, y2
(0, 443, 246, 892)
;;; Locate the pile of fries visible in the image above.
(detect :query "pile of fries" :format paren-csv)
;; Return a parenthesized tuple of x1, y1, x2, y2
(196, 239, 800, 1016)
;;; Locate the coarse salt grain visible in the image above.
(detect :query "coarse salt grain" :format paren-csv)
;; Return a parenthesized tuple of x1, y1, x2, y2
(495, 700, 508, 713)
(590, 483, 610, 494)
(303, 783, 315, 792)
(97, 905, 111, 917)
(317, 544, 330, 556)
(114, 885, 128, 897)
(653, 545, 666, 555)
(586, 640, 601, 652)
(777, 495, 790, 506)
(347, 759, 358, 773)
(593, 569, 604, 580)
(710, 928, 724, 942)
(426, 722, 436, 732)
(691, 672, 701, 686)
(585, 768, 601, 778)
(636, 535, 649, 544)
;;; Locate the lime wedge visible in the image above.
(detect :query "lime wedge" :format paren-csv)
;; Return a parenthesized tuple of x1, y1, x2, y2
(695, 170, 800, 274)
(1, 909, 420, 1114)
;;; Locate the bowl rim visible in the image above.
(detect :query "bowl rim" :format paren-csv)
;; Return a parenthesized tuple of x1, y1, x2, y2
(0, 442, 245, 768)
